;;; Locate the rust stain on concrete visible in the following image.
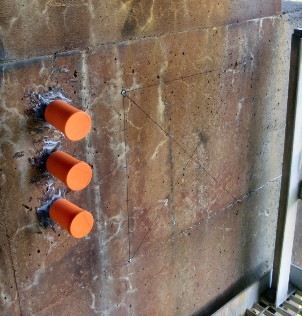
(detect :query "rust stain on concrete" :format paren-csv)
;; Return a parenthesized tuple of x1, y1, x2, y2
(2, 0, 300, 315)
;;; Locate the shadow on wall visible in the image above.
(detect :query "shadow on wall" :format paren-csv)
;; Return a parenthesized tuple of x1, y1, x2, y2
(191, 262, 269, 316)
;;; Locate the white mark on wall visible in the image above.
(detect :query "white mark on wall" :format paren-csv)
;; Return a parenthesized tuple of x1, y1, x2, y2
(89, 288, 96, 310)
(158, 198, 169, 207)
(126, 115, 146, 131)
(258, 208, 270, 217)
(44, 233, 58, 255)
(151, 137, 168, 160)
(157, 39, 169, 123)
(13, 223, 36, 237)
(219, 222, 233, 241)
(136, 0, 155, 32)
(101, 214, 124, 246)
(87, 0, 96, 46)
(203, 55, 214, 63)
(24, 264, 45, 291)
(129, 76, 142, 91)
(236, 98, 245, 125)
(183, 0, 190, 17)
(157, 82, 166, 123)
(110, 273, 138, 314)
(259, 18, 263, 39)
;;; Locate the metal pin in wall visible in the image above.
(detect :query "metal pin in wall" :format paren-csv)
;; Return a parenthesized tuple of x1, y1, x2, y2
(44, 100, 92, 141)
(46, 151, 92, 191)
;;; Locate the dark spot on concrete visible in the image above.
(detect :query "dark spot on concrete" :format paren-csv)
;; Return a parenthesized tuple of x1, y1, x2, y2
(29, 173, 52, 185)
(24, 108, 33, 117)
(13, 151, 25, 159)
(198, 132, 208, 144)
(122, 12, 138, 38)
(121, 0, 143, 38)
(22, 204, 32, 211)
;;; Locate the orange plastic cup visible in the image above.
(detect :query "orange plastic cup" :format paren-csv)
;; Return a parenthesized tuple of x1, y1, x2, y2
(46, 151, 92, 191)
(49, 199, 94, 238)
(44, 100, 91, 141)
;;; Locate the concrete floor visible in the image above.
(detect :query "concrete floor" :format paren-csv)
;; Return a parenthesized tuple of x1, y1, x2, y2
(1, 1, 302, 315)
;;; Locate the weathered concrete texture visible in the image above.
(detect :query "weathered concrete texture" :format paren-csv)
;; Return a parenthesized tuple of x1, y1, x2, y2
(0, 12, 289, 315)
(1, 0, 280, 61)
(3, 0, 302, 315)
(0, 52, 102, 315)
(121, 17, 285, 255)
(33, 180, 281, 316)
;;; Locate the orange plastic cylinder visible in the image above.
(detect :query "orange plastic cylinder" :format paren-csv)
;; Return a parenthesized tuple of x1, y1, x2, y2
(46, 151, 92, 191)
(49, 199, 94, 238)
(44, 100, 91, 141)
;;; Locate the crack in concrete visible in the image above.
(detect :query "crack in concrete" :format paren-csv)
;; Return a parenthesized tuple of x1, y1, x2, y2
(0, 16, 280, 65)
(3, 222, 22, 315)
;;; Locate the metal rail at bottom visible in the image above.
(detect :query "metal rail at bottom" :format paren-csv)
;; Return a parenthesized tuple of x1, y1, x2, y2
(247, 290, 302, 316)
(214, 265, 302, 316)
(247, 265, 302, 316)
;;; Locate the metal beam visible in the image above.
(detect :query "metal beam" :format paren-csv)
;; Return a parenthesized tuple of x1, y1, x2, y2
(272, 29, 302, 306)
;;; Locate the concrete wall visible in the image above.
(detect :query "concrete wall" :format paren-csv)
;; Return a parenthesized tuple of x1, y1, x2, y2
(1, 1, 301, 315)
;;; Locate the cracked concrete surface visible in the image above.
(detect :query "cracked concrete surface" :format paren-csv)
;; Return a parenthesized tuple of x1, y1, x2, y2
(1, 0, 302, 315)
